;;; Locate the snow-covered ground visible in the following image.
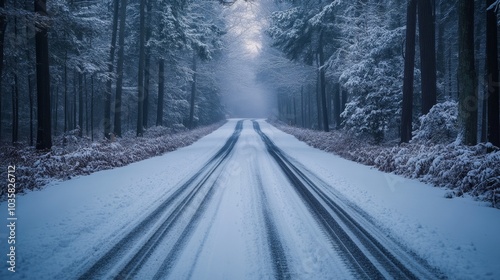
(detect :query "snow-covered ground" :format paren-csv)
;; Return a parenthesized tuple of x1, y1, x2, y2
(0, 119, 499, 279)
(262, 121, 500, 279)
(0, 122, 224, 195)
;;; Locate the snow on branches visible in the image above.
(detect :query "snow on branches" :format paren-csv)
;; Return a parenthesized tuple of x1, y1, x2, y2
(0, 122, 225, 199)
(272, 120, 500, 208)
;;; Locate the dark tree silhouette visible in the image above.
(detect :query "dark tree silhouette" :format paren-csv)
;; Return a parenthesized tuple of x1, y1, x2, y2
(188, 54, 197, 129)
(104, 0, 120, 139)
(418, 0, 437, 115)
(35, 0, 52, 149)
(114, 0, 128, 137)
(0, 0, 5, 141)
(136, 0, 146, 136)
(458, 0, 477, 145)
(401, 0, 417, 143)
(487, 0, 500, 147)
(156, 59, 165, 126)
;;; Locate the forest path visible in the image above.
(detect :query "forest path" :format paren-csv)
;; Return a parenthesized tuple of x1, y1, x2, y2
(2, 120, 499, 279)
(72, 120, 438, 279)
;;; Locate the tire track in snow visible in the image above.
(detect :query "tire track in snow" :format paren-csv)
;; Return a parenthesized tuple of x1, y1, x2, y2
(253, 120, 440, 280)
(76, 120, 243, 280)
(150, 171, 221, 280)
(254, 167, 291, 280)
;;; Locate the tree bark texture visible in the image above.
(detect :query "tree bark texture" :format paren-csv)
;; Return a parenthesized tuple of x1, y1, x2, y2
(104, 0, 119, 139)
(188, 54, 197, 129)
(318, 31, 329, 132)
(458, 0, 477, 145)
(401, 0, 417, 143)
(0, 0, 5, 141)
(418, 0, 437, 115)
(35, 0, 52, 150)
(136, 0, 146, 136)
(114, 0, 128, 137)
(487, 0, 500, 147)
(157, 59, 165, 126)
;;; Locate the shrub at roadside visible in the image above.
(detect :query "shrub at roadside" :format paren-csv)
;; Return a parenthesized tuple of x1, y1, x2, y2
(270, 115, 500, 208)
(0, 122, 225, 199)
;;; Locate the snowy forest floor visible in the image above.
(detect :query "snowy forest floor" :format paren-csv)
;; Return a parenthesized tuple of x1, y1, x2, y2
(270, 120, 500, 209)
(0, 122, 225, 199)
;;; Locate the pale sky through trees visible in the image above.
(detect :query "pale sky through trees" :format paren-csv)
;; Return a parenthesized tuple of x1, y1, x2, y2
(219, 0, 275, 118)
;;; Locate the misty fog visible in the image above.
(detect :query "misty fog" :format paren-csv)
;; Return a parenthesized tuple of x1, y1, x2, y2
(218, 1, 276, 118)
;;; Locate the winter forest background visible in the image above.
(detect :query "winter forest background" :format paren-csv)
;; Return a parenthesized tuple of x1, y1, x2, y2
(0, 0, 499, 206)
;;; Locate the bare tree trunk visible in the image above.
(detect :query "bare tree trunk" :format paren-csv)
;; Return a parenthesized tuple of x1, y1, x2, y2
(482, 92, 488, 142)
(340, 86, 347, 128)
(487, 0, 500, 147)
(309, 85, 314, 129)
(316, 61, 322, 130)
(448, 47, 453, 98)
(85, 75, 89, 135)
(458, 0, 477, 145)
(35, 0, 52, 150)
(333, 83, 341, 129)
(24, 2, 35, 142)
(188, 54, 197, 129)
(78, 72, 83, 137)
(54, 85, 58, 136)
(114, 0, 128, 137)
(12, 75, 19, 144)
(318, 32, 329, 132)
(301, 86, 305, 127)
(136, 0, 146, 137)
(418, 0, 437, 114)
(293, 96, 297, 125)
(0, 0, 5, 141)
(143, 56, 150, 129)
(91, 75, 94, 141)
(436, 0, 446, 77)
(29, 76, 33, 145)
(475, 0, 486, 142)
(143, 0, 152, 129)
(64, 51, 68, 133)
(12, 17, 19, 144)
(401, 0, 417, 143)
(156, 59, 165, 126)
(104, 0, 119, 139)
(73, 70, 77, 130)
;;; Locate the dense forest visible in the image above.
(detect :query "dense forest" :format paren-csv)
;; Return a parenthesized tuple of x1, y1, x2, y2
(0, 0, 228, 149)
(0, 0, 499, 149)
(267, 0, 500, 148)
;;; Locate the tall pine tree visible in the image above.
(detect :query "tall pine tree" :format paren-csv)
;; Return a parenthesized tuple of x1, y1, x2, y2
(401, 0, 417, 143)
(35, 0, 52, 150)
(418, 0, 437, 115)
(486, 0, 500, 147)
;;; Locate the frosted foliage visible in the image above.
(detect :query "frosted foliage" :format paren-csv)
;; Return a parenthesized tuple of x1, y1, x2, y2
(271, 121, 500, 208)
(0, 123, 224, 197)
(339, 27, 404, 143)
(412, 101, 459, 144)
(268, 7, 312, 62)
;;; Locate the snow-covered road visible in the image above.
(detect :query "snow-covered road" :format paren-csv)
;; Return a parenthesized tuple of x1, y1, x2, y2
(1, 119, 499, 279)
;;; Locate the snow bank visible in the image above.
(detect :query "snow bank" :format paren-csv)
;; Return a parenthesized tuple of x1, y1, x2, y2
(270, 120, 500, 208)
(0, 122, 225, 199)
